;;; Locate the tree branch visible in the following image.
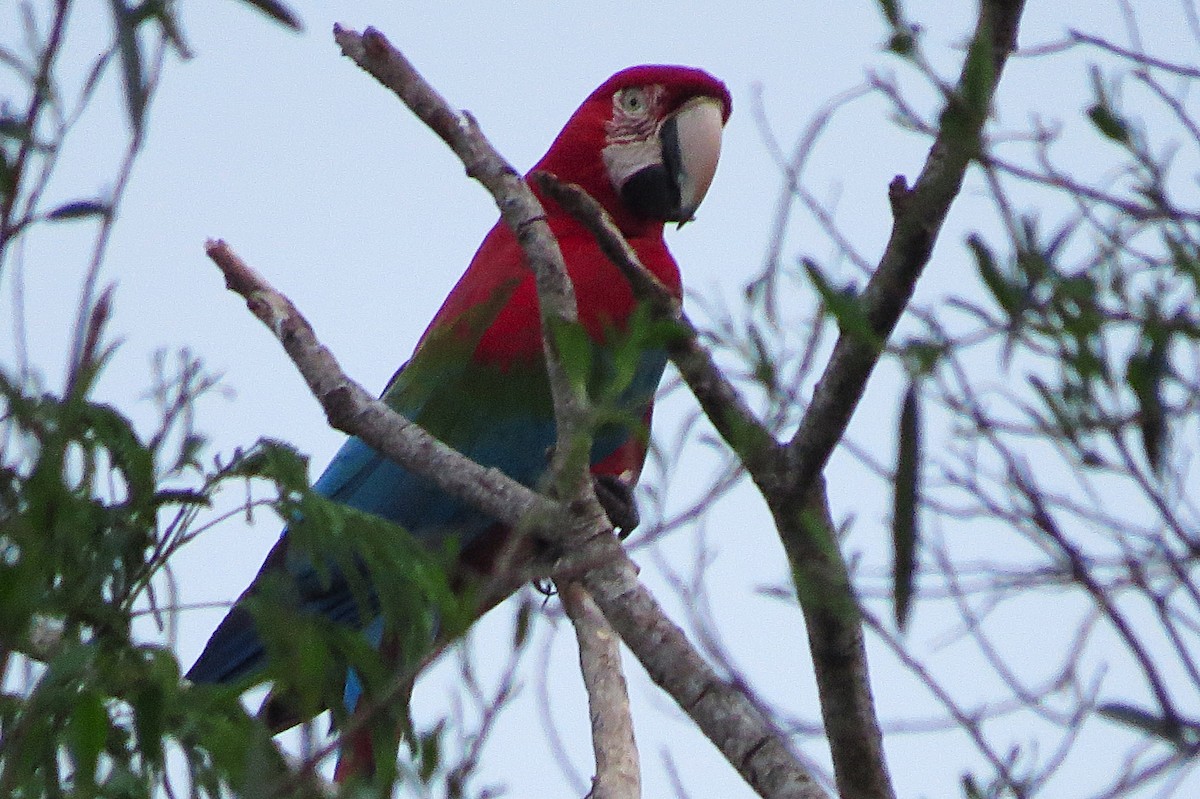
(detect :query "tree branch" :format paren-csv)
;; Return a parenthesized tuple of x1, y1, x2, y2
(530, 173, 782, 482)
(579, 556, 827, 799)
(333, 24, 592, 501)
(769, 4, 1029, 798)
(785, 480, 893, 799)
(205, 238, 827, 799)
(782, 0, 1028, 497)
(205, 238, 560, 534)
(561, 582, 640, 799)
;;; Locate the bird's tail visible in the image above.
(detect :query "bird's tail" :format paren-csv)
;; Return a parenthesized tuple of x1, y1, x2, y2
(333, 720, 376, 783)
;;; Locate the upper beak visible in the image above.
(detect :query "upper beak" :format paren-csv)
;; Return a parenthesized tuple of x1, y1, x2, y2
(659, 96, 725, 226)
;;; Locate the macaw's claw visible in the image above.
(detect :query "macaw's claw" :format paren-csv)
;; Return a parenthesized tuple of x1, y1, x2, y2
(593, 473, 640, 539)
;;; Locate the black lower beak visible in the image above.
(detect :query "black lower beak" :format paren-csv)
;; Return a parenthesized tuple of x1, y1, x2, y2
(619, 162, 683, 222)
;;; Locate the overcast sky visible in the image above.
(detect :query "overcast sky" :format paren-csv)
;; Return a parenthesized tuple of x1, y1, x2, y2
(3, 1, 1198, 797)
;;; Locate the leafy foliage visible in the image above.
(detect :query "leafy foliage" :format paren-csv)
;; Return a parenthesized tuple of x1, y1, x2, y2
(0, 313, 290, 795)
(0, 2, 475, 796)
(0, 304, 464, 795)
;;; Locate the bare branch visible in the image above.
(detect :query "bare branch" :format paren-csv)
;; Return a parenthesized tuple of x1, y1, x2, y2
(784, 0, 1028, 494)
(205, 238, 560, 534)
(533, 173, 781, 470)
(578, 556, 827, 799)
(561, 582, 640, 799)
(1068, 29, 1200, 78)
(333, 25, 591, 500)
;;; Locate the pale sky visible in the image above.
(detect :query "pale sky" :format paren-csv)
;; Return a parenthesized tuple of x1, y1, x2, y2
(3, 1, 1197, 797)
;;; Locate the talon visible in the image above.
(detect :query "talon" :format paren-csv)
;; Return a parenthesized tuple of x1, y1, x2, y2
(593, 473, 640, 538)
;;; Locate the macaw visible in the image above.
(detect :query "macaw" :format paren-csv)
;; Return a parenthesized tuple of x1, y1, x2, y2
(187, 64, 730, 780)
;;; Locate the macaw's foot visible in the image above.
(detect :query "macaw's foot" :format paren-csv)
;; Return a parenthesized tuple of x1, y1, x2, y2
(530, 473, 641, 596)
(592, 473, 640, 539)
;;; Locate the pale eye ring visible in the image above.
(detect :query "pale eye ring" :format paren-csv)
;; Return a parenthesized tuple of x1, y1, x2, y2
(617, 87, 649, 115)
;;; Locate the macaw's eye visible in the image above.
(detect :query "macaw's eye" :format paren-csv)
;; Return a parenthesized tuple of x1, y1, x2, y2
(616, 87, 649, 115)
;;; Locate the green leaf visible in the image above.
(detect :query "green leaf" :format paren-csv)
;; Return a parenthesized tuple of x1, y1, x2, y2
(547, 317, 593, 398)
(746, 323, 779, 395)
(108, 0, 147, 134)
(961, 774, 985, 799)
(886, 30, 916, 56)
(80, 401, 157, 510)
(68, 689, 109, 789)
(416, 723, 444, 783)
(900, 337, 943, 375)
(513, 595, 534, 650)
(0, 148, 12, 201)
(229, 439, 311, 491)
(1087, 64, 1131, 145)
(968, 234, 1023, 318)
(0, 114, 30, 142)
(1099, 702, 1185, 746)
(804, 259, 881, 350)
(134, 680, 167, 767)
(1087, 104, 1130, 144)
(45, 199, 111, 222)
(1126, 326, 1169, 476)
(235, 0, 304, 30)
(892, 383, 921, 630)
(1165, 234, 1200, 291)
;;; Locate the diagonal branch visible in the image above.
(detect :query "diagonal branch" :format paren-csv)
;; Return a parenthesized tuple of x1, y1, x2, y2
(333, 24, 592, 502)
(205, 238, 562, 533)
(531, 173, 782, 483)
(782, 0, 1029, 498)
(204, 239, 827, 799)
(772, 5, 1029, 799)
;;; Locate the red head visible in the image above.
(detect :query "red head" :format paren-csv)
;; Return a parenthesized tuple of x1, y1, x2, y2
(532, 65, 732, 236)
(419, 66, 731, 362)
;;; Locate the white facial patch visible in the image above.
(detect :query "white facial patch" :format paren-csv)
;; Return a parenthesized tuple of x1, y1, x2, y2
(602, 84, 667, 190)
(602, 137, 663, 190)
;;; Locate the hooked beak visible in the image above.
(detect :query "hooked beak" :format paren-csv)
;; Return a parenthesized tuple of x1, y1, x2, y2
(608, 96, 725, 225)
(659, 96, 725, 225)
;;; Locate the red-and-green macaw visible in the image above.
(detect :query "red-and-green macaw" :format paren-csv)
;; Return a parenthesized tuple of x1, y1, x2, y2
(187, 64, 730, 779)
